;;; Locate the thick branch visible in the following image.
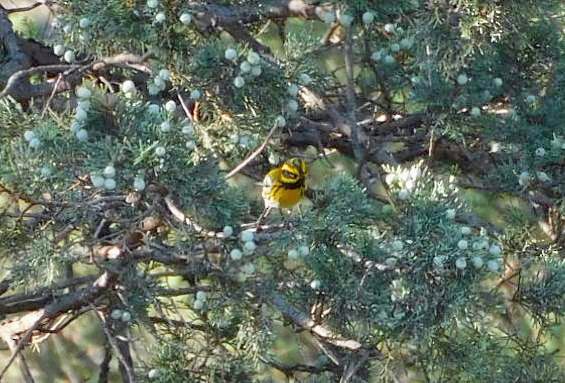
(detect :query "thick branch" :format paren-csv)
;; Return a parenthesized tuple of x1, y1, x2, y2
(187, 0, 324, 25)
(0, 279, 10, 296)
(0, 7, 32, 81)
(0, 275, 97, 314)
(0, 271, 116, 378)
(1, 1, 51, 14)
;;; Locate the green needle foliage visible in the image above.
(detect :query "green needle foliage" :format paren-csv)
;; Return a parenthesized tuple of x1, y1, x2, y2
(0, 0, 563, 382)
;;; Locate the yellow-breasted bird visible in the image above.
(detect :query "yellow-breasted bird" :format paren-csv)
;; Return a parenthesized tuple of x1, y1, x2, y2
(257, 157, 308, 226)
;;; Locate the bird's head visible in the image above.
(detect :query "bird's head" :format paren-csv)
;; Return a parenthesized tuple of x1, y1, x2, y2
(280, 157, 308, 183)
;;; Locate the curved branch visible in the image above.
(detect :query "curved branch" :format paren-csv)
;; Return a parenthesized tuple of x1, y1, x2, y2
(1, 1, 52, 14)
(0, 52, 153, 101)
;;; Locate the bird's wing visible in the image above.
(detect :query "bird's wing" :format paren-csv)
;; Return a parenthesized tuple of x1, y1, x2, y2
(262, 168, 280, 204)
(262, 168, 279, 188)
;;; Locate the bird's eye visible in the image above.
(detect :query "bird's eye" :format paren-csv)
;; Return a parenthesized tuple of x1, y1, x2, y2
(282, 170, 297, 179)
(288, 159, 306, 175)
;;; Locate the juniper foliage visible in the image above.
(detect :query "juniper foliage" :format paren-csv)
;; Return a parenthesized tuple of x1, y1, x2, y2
(0, 0, 563, 382)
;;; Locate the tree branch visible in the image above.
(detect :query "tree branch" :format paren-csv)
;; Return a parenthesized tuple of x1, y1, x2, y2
(5, 337, 35, 383)
(187, 0, 325, 25)
(0, 271, 116, 379)
(98, 340, 112, 383)
(0, 52, 152, 101)
(0, 275, 97, 314)
(343, 21, 365, 164)
(93, 307, 135, 383)
(0, 1, 51, 14)
(259, 355, 335, 376)
(270, 293, 379, 355)
(0, 7, 32, 81)
(225, 122, 278, 179)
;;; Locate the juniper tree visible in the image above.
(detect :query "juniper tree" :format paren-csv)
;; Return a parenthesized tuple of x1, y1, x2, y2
(0, 0, 564, 382)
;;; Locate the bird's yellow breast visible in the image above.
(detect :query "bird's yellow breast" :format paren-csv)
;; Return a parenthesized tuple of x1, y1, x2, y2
(262, 168, 304, 209)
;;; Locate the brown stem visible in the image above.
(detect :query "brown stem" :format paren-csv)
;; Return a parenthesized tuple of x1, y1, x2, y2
(1, 1, 51, 14)
(92, 307, 135, 383)
(225, 122, 278, 179)
(343, 24, 365, 164)
(98, 341, 112, 383)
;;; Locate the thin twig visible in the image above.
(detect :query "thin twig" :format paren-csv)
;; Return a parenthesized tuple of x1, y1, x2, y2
(177, 92, 194, 123)
(98, 340, 112, 383)
(0, 52, 153, 100)
(270, 293, 368, 352)
(225, 122, 278, 179)
(0, 313, 47, 381)
(5, 338, 35, 383)
(343, 23, 365, 165)
(164, 195, 203, 233)
(41, 73, 63, 118)
(0, 64, 77, 99)
(92, 306, 136, 383)
(259, 355, 334, 375)
(312, 337, 341, 366)
(0, 272, 114, 379)
(340, 349, 370, 383)
(428, 127, 435, 157)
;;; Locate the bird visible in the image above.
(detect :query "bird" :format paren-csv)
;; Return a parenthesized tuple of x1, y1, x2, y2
(257, 157, 308, 226)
